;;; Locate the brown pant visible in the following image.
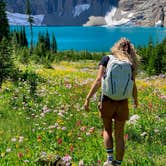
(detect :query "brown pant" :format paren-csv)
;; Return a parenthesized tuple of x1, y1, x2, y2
(99, 99, 129, 161)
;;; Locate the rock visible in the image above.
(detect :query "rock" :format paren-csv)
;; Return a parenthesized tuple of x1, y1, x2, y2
(4, 0, 166, 27)
(83, 16, 106, 26)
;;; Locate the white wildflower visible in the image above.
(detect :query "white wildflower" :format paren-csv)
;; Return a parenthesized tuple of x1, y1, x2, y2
(58, 112, 64, 117)
(11, 138, 17, 142)
(86, 132, 91, 136)
(6, 148, 11, 153)
(140, 132, 147, 137)
(54, 123, 59, 127)
(79, 160, 84, 166)
(24, 160, 29, 163)
(154, 129, 159, 133)
(128, 114, 140, 125)
(41, 151, 47, 157)
(48, 125, 56, 129)
(53, 109, 58, 113)
(18, 136, 24, 142)
(40, 113, 45, 117)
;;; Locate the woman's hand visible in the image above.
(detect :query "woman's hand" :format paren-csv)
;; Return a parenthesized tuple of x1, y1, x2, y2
(84, 65, 105, 111)
(84, 99, 90, 111)
(97, 101, 102, 111)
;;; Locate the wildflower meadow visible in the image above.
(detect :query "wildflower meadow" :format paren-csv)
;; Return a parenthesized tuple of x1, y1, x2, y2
(0, 61, 165, 165)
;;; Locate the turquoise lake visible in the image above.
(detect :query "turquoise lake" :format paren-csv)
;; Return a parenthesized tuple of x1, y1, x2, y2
(10, 26, 166, 52)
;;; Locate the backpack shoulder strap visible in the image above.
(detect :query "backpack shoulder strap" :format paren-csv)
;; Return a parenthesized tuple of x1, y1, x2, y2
(106, 55, 117, 67)
(107, 54, 114, 60)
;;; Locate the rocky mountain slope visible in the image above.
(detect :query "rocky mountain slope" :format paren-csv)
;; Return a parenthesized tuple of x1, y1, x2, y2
(4, 0, 166, 26)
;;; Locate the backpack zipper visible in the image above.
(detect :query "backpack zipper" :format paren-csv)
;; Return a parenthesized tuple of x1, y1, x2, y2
(110, 71, 114, 94)
(123, 74, 130, 96)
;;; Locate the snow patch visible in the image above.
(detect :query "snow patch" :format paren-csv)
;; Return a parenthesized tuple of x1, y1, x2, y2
(73, 4, 90, 17)
(155, 20, 162, 27)
(105, 7, 133, 26)
(121, 10, 128, 15)
(6, 11, 44, 26)
(128, 13, 134, 18)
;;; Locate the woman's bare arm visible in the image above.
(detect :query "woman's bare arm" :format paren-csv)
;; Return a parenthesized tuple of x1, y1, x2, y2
(84, 65, 105, 110)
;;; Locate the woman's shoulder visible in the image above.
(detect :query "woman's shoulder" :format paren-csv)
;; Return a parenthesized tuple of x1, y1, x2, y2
(98, 55, 110, 67)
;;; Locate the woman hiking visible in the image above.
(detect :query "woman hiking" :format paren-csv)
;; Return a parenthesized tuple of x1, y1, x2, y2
(84, 38, 139, 166)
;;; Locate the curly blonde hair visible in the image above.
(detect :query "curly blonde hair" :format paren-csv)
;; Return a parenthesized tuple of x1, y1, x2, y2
(111, 38, 139, 77)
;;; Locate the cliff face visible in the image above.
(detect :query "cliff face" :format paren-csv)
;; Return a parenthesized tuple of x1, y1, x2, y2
(117, 0, 166, 27)
(4, 0, 166, 26)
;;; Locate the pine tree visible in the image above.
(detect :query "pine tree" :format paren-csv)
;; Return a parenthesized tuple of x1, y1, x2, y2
(26, 0, 33, 52)
(146, 37, 155, 75)
(37, 32, 45, 46)
(155, 43, 163, 74)
(51, 33, 57, 53)
(45, 31, 50, 51)
(20, 28, 24, 46)
(22, 26, 28, 47)
(0, 38, 14, 88)
(161, 39, 166, 73)
(0, 0, 9, 41)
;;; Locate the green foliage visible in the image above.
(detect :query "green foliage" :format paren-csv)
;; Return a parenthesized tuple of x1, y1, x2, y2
(45, 31, 50, 51)
(137, 37, 166, 75)
(18, 47, 30, 64)
(0, 0, 9, 41)
(10, 27, 28, 48)
(51, 32, 57, 53)
(55, 50, 104, 62)
(36, 31, 54, 52)
(0, 38, 15, 87)
(22, 69, 38, 96)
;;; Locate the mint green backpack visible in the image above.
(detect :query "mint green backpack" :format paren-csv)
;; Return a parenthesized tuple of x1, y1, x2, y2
(101, 55, 133, 100)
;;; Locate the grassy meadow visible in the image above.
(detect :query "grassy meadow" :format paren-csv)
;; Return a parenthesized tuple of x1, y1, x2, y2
(0, 60, 165, 165)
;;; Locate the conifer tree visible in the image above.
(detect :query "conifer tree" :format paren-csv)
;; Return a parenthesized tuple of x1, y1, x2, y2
(161, 38, 166, 73)
(20, 28, 24, 46)
(155, 43, 163, 74)
(146, 37, 155, 74)
(22, 26, 28, 47)
(0, 38, 14, 88)
(26, 0, 33, 52)
(0, 0, 9, 41)
(37, 32, 45, 46)
(51, 33, 57, 53)
(45, 31, 50, 51)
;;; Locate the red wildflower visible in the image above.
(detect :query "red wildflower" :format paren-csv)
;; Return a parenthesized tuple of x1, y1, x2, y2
(148, 102, 153, 109)
(124, 134, 129, 141)
(76, 120, 82, 126)
(98, 160, 101, 165)
(57, 138, 62, 144)
(37, 136, 42, 142)
(18, 152, 23, 159)
(70, 145, 74, 152)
